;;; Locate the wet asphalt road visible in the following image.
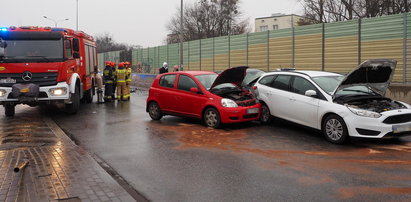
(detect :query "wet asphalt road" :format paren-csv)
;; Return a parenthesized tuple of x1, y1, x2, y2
(16, 93, 411, 201)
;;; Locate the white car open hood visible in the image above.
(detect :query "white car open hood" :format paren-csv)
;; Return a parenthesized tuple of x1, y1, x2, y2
(332, 59, 397, 98)
(210, 66, 248, 89)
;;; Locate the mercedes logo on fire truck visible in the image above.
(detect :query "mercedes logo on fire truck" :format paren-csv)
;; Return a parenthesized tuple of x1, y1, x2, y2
(22, 71, 33, 81)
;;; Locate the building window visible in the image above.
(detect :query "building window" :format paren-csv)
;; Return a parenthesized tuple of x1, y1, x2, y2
(273, 25, 279, 30)
(260, 26, 268, 32)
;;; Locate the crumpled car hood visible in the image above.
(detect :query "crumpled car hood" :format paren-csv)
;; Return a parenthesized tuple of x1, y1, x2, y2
(333, 59, 397, 97)
(210, 66, 248, 89)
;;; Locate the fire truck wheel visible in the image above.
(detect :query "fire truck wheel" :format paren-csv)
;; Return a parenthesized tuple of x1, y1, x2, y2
(4, 105, 15, 117)
(65, 85, 80, 114)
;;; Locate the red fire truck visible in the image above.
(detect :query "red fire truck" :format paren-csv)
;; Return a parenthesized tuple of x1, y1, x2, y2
(0, 26, 97, 116)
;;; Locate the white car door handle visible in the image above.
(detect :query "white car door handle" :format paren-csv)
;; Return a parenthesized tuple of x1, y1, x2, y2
(289, 97, 296, 101)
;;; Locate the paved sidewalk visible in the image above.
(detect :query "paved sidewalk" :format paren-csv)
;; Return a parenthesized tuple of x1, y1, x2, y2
(0, 106, 135, 202)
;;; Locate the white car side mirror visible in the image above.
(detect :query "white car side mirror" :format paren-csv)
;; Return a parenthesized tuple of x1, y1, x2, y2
(305, 90, 317, 97)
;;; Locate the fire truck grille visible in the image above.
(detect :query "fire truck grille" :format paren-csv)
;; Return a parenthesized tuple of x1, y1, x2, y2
(0, 73, 58, 87)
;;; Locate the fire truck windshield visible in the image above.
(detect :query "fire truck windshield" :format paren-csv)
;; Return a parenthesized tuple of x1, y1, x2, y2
(0, 38, 63, 63)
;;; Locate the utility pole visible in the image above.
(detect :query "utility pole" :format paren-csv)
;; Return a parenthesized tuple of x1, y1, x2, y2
(179, 0, 184, 71)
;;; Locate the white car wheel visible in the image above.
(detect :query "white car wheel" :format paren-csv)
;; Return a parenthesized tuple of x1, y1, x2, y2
(260, 104, 273, 124)
(323, 115, 349, 144)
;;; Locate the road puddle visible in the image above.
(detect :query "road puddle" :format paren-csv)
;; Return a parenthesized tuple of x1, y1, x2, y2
(172, 123, 249, 150)
(150, 121, 411, 200)
(339, 186, 411, 199)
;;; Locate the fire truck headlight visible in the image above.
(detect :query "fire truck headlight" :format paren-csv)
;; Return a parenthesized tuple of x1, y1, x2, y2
(0, 90, 6, 97)
(49, 88, 67, 96)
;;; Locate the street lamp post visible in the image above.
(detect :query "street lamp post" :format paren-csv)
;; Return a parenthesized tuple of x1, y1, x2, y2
(43, 16, 69, 27)
(76, 0, 79, 31)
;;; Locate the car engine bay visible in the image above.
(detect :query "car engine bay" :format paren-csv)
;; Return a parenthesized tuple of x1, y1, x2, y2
(342, 98, 407, 113)
(210, 87, 257, 107)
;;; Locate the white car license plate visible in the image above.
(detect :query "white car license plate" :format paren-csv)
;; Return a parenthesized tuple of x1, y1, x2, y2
(0, 79, 16, 84)
(246, 108, 259, 114)
(393, 123, 411, 133)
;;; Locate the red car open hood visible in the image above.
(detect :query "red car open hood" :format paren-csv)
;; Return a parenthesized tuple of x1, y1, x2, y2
(210, 66, 248, 89)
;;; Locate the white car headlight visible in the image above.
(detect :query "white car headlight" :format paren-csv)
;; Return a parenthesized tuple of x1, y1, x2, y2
(347, 107, 381, 118)
(221, 98, 238, 108)
(49, 88, 67, 96)
(0, 90, 6, 97)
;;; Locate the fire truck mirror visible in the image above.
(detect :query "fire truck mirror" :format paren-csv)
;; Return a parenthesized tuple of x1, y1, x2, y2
(73, 38, 80, 52)
(0, 39, 5, 57)
(0, 39, 7, 48)
(73, 52, 80, 59)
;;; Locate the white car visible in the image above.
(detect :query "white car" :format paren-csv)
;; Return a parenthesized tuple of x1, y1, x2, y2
(255, 59, 411, 144)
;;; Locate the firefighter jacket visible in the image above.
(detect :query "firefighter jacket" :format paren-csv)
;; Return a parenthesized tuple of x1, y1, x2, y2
(103, 66, 115, 83)
(116, 68, 127, 84)
(126, 68, 132, 82)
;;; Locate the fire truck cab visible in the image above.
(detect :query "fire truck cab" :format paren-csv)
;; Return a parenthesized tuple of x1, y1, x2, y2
(0, 26, 97, 116)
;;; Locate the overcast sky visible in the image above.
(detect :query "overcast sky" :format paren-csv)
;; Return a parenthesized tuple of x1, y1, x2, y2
(0, 0, 302, 47)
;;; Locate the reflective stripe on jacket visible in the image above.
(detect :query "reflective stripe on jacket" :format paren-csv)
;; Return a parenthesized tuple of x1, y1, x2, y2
(116, 68, 126, 83)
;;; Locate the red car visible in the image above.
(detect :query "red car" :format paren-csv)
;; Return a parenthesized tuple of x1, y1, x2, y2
(146, 66, 261, 128)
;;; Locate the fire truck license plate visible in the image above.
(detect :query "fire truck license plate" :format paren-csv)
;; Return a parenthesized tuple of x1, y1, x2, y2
(0, 79, 16, 84)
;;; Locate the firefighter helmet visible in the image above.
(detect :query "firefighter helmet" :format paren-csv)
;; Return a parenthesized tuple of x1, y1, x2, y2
(118, 62, 125, 68)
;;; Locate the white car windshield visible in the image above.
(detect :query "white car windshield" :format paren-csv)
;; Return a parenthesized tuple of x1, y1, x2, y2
(335, 86, 379, 96)
(312, 76, 344, 94)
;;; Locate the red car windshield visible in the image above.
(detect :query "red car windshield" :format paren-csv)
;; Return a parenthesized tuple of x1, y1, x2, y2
(195, 74, 218, 90)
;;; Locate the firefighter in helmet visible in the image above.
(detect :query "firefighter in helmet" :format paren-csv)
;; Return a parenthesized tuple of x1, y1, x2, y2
(116, 62, 127, 101)
(124, 61, 132, 101)
(103, 61, 115, 102)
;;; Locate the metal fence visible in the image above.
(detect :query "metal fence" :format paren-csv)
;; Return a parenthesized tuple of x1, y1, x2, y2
(97, 50, 121, 69)
(101, 12, 411, 83)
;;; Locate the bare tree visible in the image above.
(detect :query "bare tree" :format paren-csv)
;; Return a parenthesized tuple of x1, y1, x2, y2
(95, 33, 140, 53)
(95, 33, 141, 62)
(300, 0, 327, 23)
(166, 0, 250, 44)
(300, 0, 411, 25)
